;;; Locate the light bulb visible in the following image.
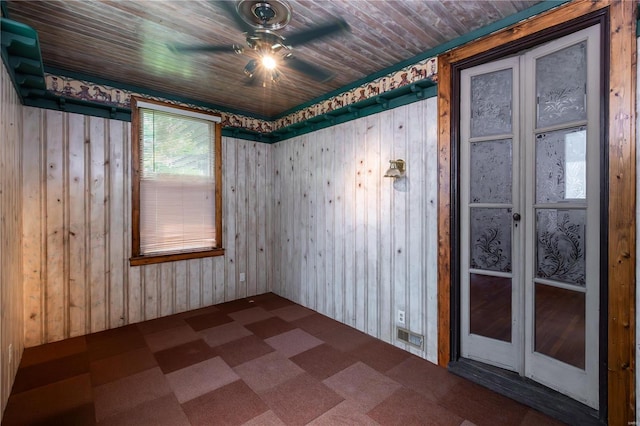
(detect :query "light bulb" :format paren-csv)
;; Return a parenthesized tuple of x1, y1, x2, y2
(262, 55, 277, 70)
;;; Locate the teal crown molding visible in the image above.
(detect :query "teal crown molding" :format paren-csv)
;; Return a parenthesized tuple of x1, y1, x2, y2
(2, 0, 569, 143)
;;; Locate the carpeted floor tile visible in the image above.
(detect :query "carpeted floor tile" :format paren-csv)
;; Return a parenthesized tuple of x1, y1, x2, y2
(2, 374, 93, 425)
(93, 367, 172, 421)
(291, 313, 345, 336)
(244, 316, 297, 339)
(153, 339, 218, 374)
(439, 380, 529, 425)
(18, 335, 87, 368)
(318, 323, 376, 352)
(241, 410, 286, 425)
(265, 328, 324, 357)
(90, 347, 157, 386)
(348, 339, 411, 373)
(259, 373, 343, 425)
(234, 351, 304, 392)
(87, 325, 147, 361)
(323, 362, 402, 412)
(165, 356, 239, 403)
(250, 293, 296, 311)
(228, 306, 274, 324)
(11, 350, 89, 393)
(215, 334, 275, 367)
(198, 321, 253, 347)
(270, 304, 315, 322)
(4, 292, 565, 426)
(385, 356, 462, 401)
(143, 324, 200, 353)
(136, 315, 189, 335)
(368, 387, 465, 426)
(307, 400, 380, 425)
(97, 394, 190, 426)
(290, 344, 358, 380)
(182, 380, 268, 426)
(183, 311, 234, 331)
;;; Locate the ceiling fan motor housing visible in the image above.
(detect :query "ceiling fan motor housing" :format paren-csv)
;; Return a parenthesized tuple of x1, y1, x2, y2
(237, 0, 292, 30)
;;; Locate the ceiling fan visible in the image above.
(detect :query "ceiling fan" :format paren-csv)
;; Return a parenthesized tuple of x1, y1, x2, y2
(170, 0, 350, 85)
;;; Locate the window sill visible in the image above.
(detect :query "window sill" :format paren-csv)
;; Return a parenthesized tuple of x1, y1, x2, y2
(129, 248, 225, 266)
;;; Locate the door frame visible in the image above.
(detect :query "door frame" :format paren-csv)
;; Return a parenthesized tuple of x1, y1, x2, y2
(436, 1, 636, 425)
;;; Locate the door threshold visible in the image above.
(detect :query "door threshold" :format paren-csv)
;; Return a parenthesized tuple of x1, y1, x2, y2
(448, 358, 604, 426)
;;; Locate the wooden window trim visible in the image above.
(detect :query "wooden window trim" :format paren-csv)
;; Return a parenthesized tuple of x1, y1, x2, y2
(130, 96, 224, 266)
(437, 1, 636, 424)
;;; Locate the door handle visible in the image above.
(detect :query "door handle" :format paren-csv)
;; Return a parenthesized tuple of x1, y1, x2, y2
(513, 213, 521, 221)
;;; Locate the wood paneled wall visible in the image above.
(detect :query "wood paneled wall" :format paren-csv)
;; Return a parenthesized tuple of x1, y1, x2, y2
(1, 62, 24, 415)
(271, 98, 439, 361)
(21, 109, 272, 347)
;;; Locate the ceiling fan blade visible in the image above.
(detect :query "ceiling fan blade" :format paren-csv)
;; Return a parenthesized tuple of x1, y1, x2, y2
(168, 43, 242, 54)
(216, 0, 254, 34)
(284, 19, 350, 47)
(283, 56, 334, 82)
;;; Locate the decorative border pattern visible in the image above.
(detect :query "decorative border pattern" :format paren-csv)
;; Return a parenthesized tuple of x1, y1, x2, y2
(45, 56, 437, 132)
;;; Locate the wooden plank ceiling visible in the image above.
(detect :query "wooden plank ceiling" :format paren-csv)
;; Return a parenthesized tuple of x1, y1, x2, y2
(5, 0, 542, 117)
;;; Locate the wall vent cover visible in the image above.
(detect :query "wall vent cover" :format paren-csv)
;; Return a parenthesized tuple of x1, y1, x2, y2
(396, 327, 424, 350)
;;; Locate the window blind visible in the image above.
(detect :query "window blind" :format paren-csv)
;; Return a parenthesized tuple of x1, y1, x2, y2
(139, 108, 217, 254)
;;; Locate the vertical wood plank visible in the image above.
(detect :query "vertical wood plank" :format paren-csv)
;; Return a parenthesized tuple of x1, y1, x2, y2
(333, 125, 345, 324)
(224, 138, 237, 301)
(159, 262, 174, 316)
(608, 1, 636, 424)
(392, 107, 409, 351)
(425, 97, 440, 363)
(88, 116, 107, 332)
(343, 121, 356, 327)
(108, 120, 125, 328)
(22, 107, 45, 346)
(365, 114, 380, 337)
(354, 118, 367, 332)
(256, 143, 268, 295)
(188, 259, 202, 310)
(175, 261, 187, 313)
(143, 265, 158, 320)
(67, 113, 87, 337)
(246, 142, 258, 296)
(379, 108, 394, 344)
(1, 61, 24, 414)
(45, 109, 65, 342)
(407, 101, 426, 356)
(236, 141, 248, 298)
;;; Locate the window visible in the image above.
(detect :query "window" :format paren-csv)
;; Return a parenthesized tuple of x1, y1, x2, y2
(130, 97, 223, 265)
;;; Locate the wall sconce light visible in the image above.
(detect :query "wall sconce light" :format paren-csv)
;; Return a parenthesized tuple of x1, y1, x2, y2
(384, 159, 406, 178)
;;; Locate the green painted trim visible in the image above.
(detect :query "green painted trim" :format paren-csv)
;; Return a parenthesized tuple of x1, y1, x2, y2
(274, 0, 569, 119)
(270, 82, 437, 143)
(1, 0, 8, 19)
(21, 77, 436, 144)
(637, 19, 640, 36)
(1, 17, 46, 103)
(45, 66, 272, 121)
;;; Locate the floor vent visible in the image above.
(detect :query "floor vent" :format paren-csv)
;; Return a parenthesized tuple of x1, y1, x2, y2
(397, 327, 424, 350)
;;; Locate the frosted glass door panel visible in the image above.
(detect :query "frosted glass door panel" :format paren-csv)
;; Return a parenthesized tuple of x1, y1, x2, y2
(470, 208, 512, 273)
(470, 140, 512, 204)
(535, 284, 585, 369)
(536, 209, 586, 286)
(536, 127, 587, 203)
(470, 274, 512, 342)
(470, 69, 513, 137)
(536, 41, 587, 128)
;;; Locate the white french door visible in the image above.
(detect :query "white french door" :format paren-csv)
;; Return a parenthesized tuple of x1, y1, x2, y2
(459, 25, 601, 409)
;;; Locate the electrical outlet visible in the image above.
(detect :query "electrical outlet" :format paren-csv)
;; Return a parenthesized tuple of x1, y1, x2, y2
(239, 272, 246, 282)
(397, 310, 405, 325)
